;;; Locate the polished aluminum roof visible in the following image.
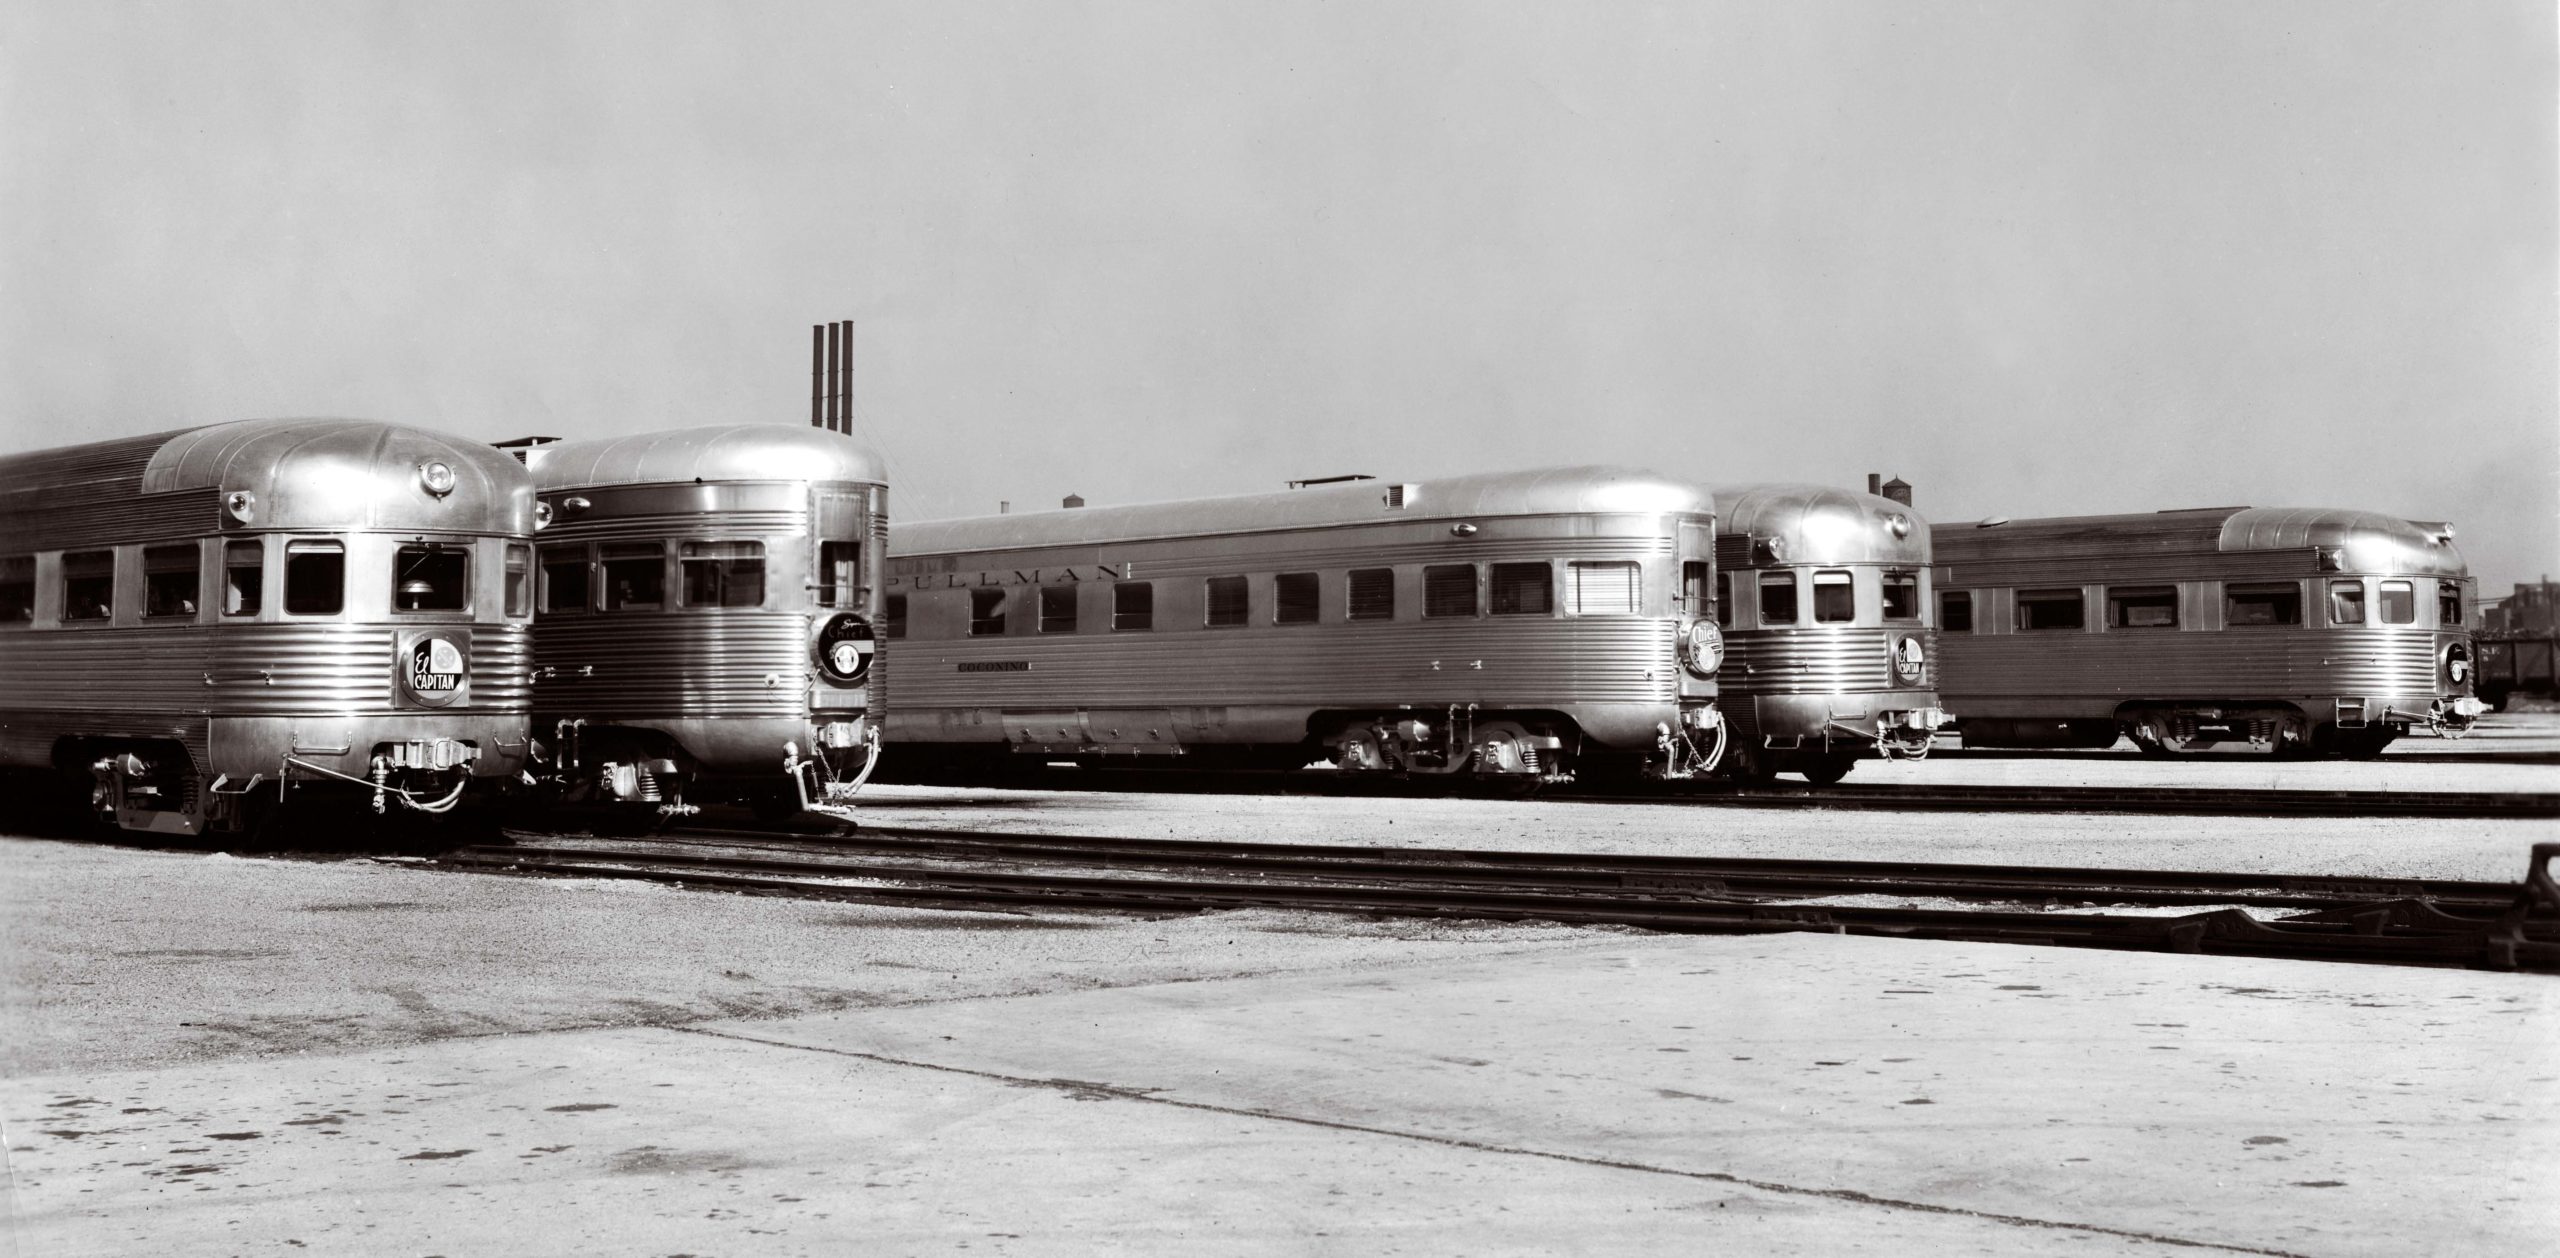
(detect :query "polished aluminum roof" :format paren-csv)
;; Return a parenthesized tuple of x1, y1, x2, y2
(1938, 506, 2468, 576)
(1712, 482, 1930, 565)
(896, 465, 1715, 555)
(522, 424, 888, 491)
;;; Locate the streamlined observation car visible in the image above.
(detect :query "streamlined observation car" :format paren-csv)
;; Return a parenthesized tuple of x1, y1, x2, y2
(883, 467, 1726, 781)
(1933, 507, 2484, 757)
(517, 425, 888, 815)
(1709, 484, 1947, 783)
(0, 418, 536, 834)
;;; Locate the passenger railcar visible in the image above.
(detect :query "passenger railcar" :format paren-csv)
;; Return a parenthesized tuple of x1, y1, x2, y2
(515, 425, 888, 816)
(0, 418, 536, 834)
(1709, 484, 1947, 782)
(1933, 507, 2485, 757)
(882, 467, 1726, 781)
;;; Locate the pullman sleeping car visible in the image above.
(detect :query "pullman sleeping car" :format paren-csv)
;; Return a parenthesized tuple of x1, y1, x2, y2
(515, 424, 888, 816)
(1933, 506, 2485, 757)
(882, 467, 1727, 782)
(1709, 483, 1948, 783)
(0, 418, 536, 833)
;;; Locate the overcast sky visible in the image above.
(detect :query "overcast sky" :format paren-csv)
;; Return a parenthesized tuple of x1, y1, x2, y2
(4, 1, 2552, 589)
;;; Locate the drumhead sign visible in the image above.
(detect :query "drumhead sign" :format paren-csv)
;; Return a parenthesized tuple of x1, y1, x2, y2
(395, 630, 471, 707)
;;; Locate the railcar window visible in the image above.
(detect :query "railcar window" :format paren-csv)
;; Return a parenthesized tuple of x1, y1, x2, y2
(0, 555, 32, 623)
(2439, 580, 2463, 626)
(540, 546, 590, 614)
(393, 544, 469, 612)
(283, 541, 344, 616)
(2328, 580, 2366, 626)
(1882, 571, 1919, 620)
(2378, 580, 2415, 625)
(1567, 562, 1639, 615)
(2015, 588, 2085, 631)
(970, 588, 1008, 636)
(61, 550, 113, 621)
(504, 544, 531, 617)
(1206, 576, 1249, 627)
(224, 541, 263, 616)
(2225, 582, 2300, 626)
(2108, 585, 2178, 629)
(601, 543, 664, 611)
(1813, 570, 1854, 623)
(816, 541, 861, 608)
(1714, 572, 1731, 628)
(1274, 572, 1318, 624)
(679, 541, 765, 609)
(144, 545, 199, 618)
(1346, 568, 1394, 621)
(1113, 582, 1153, 631)
(1758, 571, 1798, 624)
(1491, 563, 1551, 615)
(1040, 585, 1077, 633)
(1683, 561, 1711, 618)
(1424, 565, 1478, 618)
(885, 594, 907, 639)
(1938, 590, 1973, 633)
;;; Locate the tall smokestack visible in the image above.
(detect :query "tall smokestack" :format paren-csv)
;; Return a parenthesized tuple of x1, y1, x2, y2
(811, 326, 825, 429)
(837, 321, 854, 434)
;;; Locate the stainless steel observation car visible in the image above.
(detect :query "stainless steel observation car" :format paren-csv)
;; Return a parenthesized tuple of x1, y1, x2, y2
(1709, 484, 1948, 783)
(882, 467, 1726, 782)
(0, 418, 535, 833)
(1933, 507, 2485, 757)
(516, 425, 888, 816)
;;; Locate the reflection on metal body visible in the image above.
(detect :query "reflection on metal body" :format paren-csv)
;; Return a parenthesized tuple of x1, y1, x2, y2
(885, 465, 1724, 781)
(1933, 506, 2483, 756)
(1710, 483, 1948, 782)
(0, 418, 537, 833)
(521, 424, 889, 813)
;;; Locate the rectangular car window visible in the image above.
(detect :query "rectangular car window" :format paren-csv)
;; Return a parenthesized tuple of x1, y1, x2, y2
(1567, 561, 1639, 615)
(680, 540, 765, 609)
(1813, 570, 1854, 623)
(815, 540, 861, 608)
(1205, 575, 1248, 627)
(1683, 561, 1710, 618)
(393, 543, 469, 612)
(970, 587, 1008, 635)
(1040, 585, 1077, 633)
(1424, 564, 1477, 618)
(1715, 572, 1731, 627)
(2016, 588, 2084, 631)
(2225, 582, 2300, 626)
(224, 540, 262, 616)
(1882, 571, 1919, 620)
(2108, 585, 2177, 629)
(1758, 571, 1798, 624)
(885, 593, 907, 639)
(283, 540, 343, 616)
(1346, 568, 1394, 621)
(1490, 562, 1550, 615)
(1113, 581, 1152, 631)
(0, 555, 31, 624)
(62, 550, 113, 621)
(2378, 579, 2415, 625)
(2329, 580, 2366, 626)
(601, 542, 664, 611)
(1274, 572, 1318, 624)
(144, 544, 199, 618)
(2438, 580, 2463, 626)
(505, 544, 531, 617)
(540, 545, 590, 614)
(1938, 589, 1972, 633)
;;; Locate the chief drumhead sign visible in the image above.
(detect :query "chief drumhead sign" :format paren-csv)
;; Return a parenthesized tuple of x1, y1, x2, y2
(815, 613, 876, 684)
(396, 630, 470, 708)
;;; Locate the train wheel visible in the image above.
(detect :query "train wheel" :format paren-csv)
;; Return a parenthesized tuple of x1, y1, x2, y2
(1794, 752, 1858, 786)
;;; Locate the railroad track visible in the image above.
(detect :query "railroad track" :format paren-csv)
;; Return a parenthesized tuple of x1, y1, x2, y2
(442, 825, 2560, 973)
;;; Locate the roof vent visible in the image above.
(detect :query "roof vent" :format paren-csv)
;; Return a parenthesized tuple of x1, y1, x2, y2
(1290, 474, 1377, 488)
(1384, 484, 1415, 509)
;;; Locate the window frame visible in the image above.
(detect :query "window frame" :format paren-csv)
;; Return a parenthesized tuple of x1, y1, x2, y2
(599, 541, 667, 613)
(1566, 560, 1642, 616)
(504, 543, 532, 618)
(1423, 564, 1478, 619)
(1346, 567, 1395, 622)
(2106, 584, 2179, 630)
(2015, 587, 2086, 632)
(969, 587, 1009, 636)
(2377, 579, 2416, 626)
(1881, 569, 1920, 621)
(677, 539, 767, 610)
(1273, 571, 1319, 625)
(1204, 575, 1250, 628)
(1938, 589, 1973, 633)
(391, 542, 472, 615)
(282, 539, 346, 618)
(2438, 580, 2463, 627)
(1757, 570, 1798, 625)
(2224, 581, 2302, 628)
(143, 543, 200, 620)
(1811, 569, 1855, 624)
(1681, 560, 1711, 620)
(539, 543, 593, 615)
(815, 539, 862, 609)
(223, 539, 264, 618)
(61, 548, 115, 623)
(0, 554, 34, 627)
(1489, 562, 1552, 616)
(2328, 579, 2367, 627)
(884, 592, 908, 639)
(1113, 581, 1153, 631)
(1039, 584, 1078, 633)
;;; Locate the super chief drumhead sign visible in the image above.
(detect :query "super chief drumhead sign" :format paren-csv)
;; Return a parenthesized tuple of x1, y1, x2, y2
(395, 630, 470, 708)
(815, 613, 876, 684)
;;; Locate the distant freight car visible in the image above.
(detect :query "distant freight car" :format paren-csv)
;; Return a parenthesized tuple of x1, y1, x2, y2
(0, 418, 537, 833)
(882, 467, 1726, 781)
(1709, 483, 1948, 782)
(514, 424, 889, 817)
(1933, 507, 2484, 757)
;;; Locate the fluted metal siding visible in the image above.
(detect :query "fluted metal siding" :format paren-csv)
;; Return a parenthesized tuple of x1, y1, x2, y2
(1725, 627, 1931, 694)
(1936, 628, 2448, 716)
(0, 430, 217, 550)
(531, 612, 815, 720)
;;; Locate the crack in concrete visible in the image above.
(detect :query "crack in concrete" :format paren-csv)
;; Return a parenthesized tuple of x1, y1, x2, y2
(672, 1024, 2315, 1257)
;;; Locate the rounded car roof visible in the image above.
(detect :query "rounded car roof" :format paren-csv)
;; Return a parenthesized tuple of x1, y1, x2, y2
(140, 417, 533, 534)
(522, 424, 888, 491)
(1712, 482, 1931, 564)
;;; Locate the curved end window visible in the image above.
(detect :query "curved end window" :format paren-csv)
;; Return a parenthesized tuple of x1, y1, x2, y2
(1813, 570, 1855, 623)
(284, 540, 343, 616)
(2328, 580, 2366, 626)
(394, 544, 469, 612)
(1758, 571, 1798, 624)
(2378, 579, 2415, 625)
